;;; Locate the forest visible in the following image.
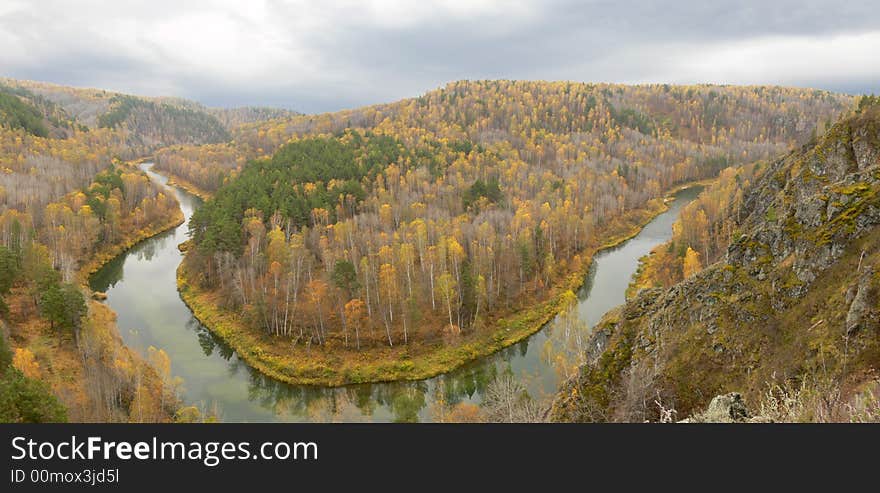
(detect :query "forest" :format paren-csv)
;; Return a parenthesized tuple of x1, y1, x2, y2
(628, 161, 764, 294)
(0, 85, 49, 138)
(551, 99, 880, 422)
(174, 81, 852, 384)
(0, 79, 247, 422)
(0, 76, 865, 420)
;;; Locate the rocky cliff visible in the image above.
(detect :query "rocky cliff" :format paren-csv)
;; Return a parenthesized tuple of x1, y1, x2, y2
(551, 103, 880, 422)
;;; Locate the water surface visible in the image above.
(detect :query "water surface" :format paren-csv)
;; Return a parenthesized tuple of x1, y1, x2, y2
(90, 163, 700, 422)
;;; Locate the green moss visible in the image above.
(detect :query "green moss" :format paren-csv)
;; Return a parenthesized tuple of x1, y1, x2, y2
(800, 165, 823, 185)
(574, 325, 634, 412)
(783, 218, 804, 239)
(780, 270, 805, 291)
(832, 183, 871, 196)
(818, 183, 879, 244)
(773, 170, 788, 188)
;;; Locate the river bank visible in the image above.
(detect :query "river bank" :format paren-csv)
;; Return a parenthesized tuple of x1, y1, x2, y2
(176, 181, 705, 387)
(77, 161, 185, 287)
(3, 160, 188, 422)
(164, 174, 215, 202)
(92, 165, 701, 420)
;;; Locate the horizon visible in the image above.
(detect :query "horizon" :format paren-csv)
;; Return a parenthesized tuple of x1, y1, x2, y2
(2, 76, 872, 114)
(2, 1, 879, 113)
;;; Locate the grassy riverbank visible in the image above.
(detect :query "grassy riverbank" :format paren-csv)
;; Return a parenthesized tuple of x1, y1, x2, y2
(164, 173, 215, 202)
(5, 161, 188, 422)
(77, 160, 186, 287)
(177, 185, 698, 386)
(77, 207, 184, 287)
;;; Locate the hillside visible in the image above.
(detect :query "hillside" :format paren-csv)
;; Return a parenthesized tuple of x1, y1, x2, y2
(0, 83, 80, 139)
(176, 81, 853, 385)
(208, 106, 300, 131)
(156, 81, 851, 196)
(0, 78, 236, 215)
(550, 101, 880, 422)
(95, 94, 229, 150)
(0, 78, 241, 422)
(5, 79, 231, 151)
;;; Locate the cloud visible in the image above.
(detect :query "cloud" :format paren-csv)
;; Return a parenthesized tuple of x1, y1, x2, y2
(661, 31, 880, 87)
(1, 0, 879, 112)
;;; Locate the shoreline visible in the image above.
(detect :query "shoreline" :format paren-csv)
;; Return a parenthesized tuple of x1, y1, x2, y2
(175, 179, 706, 387)
(163, 171, 216, 201)
(12, 159, 188, 422)
(78, 159, 187, 287)
(77, 206, 184, 288)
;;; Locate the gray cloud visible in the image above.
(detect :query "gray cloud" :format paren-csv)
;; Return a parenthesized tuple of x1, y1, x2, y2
(1, 0, 879, 113)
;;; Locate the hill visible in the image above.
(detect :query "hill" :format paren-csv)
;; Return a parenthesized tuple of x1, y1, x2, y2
(0, 78, 246, 221)
(208, 106, 300, 131)
(176, 81, 854, 385)
(0, 77, 243, 422)
(550, 101, 880, 422)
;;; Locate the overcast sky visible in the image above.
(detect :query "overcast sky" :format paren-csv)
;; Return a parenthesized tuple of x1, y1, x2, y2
(1, 0, 879, 113)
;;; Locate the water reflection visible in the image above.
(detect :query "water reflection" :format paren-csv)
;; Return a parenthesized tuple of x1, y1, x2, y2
(89, 163, 700, 422)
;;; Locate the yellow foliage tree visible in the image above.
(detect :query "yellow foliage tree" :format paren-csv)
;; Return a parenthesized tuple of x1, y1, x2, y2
(12, 348, 41, 379)
(683, 247, 702, 278)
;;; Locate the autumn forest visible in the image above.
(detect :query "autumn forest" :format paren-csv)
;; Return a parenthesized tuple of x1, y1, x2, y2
(0, 76, 867, 422)
(175, 81, 849, 384)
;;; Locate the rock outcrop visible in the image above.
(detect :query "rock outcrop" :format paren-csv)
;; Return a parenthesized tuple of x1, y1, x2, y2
(551, 104, 880, 422)
(680, 393, 750, 423)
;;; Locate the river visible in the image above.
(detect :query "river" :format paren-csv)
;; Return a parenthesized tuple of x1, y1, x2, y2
(89, 163, 701, 422)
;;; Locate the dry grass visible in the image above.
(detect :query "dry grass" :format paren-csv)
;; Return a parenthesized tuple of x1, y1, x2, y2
(755, 377, 880, 423)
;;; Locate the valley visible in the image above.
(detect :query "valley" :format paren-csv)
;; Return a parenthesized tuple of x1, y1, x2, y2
(90, 162, 701, 421)
(1, 77, 875, 422)
(551, 101, 880, 422)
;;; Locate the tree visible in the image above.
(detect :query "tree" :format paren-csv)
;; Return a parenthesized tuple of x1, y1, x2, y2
(436, 273, 458, 333)
(683, 247, 702, 278)
(306, 279, 329, 344)
(398, 242, 416, 298)
(147, 346, 175, 408)
(332, 259, 359, 297)
(0, 368, 68, 422)
(0, 246, 18, 315)
(39, 282, 86, 336)
(21, 243, 58, 307)
(378, 263, 399, 345)
(344, 298, 367, 350)
(147, 346, 171, 383)
(483, 373, 544, 423)
(265, 226, 288, 266)
(39, 284, 65, 332)
(459, 260, 477, 330)
(12, 348, 40, 379)
(0, 336, 66, 423)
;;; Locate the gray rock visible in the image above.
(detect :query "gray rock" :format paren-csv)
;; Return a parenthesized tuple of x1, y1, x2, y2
(852, 127, 880, 171)
(683, 392, 750, 423)
(846, 265, 874, 334)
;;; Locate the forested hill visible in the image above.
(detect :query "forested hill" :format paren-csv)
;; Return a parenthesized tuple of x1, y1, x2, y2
(551, 99, 880, 422)
(95, 94, 229, 149)
(158, 81, 853, 197)
(208, 106, 300, 131)
(0, 82, 85, 139)
(0, 79, 234, 153)
(179, 82, 855, 384)
(0, 78, 298, 227)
